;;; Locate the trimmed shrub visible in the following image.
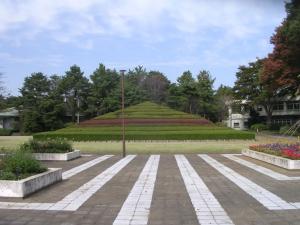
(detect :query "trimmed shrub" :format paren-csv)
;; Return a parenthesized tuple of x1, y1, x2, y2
(0, 150, 46, 180)
(250, 123, 268, 131)
(34, 130, 255, 141)
(0, 128, 13, 136)
(21, 139, 73, 153)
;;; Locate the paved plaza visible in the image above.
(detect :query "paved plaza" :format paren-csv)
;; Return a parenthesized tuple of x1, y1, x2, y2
(0, 154, 300, 225)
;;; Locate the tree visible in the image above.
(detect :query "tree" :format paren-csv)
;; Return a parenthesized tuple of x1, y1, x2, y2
(0, 73, 4, 109)
(125, 66, 148, 105)
(233, 58, 276, 126)
(20, 73, 65, 133)
(215, 85, 233, 122)
(60, 65, 91, 122)
(262, 0, 300, 95)
(0, 73, 4, 96)
(196, 70, 216, 120)
(142, 71, 170, 103)
(166, 83, 185, 110)
(89, 64, 120, 116)
(177, 71, 198, 114)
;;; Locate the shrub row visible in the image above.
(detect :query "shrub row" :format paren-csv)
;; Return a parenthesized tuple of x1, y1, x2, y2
(0, 128, 13, 136)
(34, 131, 255, 141)
(21, 139, 73, 153)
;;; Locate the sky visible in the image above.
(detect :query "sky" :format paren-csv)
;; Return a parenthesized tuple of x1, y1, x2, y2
(0, 0, 287, 96)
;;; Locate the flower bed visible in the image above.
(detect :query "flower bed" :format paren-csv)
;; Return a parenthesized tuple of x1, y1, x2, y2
(249, 143, 300, 160)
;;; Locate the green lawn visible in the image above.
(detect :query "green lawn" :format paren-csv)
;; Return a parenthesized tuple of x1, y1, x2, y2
(34, 125, 255, 141)
(0, 134, 297, 154)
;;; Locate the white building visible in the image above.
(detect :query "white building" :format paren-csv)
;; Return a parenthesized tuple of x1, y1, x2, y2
(0, 107, 19, 130)
(226, 97, 300, 130)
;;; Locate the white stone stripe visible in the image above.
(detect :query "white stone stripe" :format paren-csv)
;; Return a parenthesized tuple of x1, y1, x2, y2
(223, 154, 300, 181)
(176, 155, 234, 225)
(199, 155, 298, 210)
(113, 155, 160, 225)
(62, 155, 113, 180)
(0, 155, 136, 211)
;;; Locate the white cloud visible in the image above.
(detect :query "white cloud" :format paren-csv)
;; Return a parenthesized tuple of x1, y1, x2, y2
(0, 52, 64, 67)
(0, 0, 285, 47)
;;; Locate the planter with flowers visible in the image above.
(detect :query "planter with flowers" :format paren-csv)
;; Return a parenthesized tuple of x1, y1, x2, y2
(242, 143, 300, 170)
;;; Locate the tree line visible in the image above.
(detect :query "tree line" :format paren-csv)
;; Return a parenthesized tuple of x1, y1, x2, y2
(0, 0, 299, 133)
(0, 65, 231, 133)
(233, 0, 300, 127)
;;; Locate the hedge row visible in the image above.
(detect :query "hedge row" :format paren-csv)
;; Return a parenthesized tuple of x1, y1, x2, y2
(57, 125, 227, 132)
(0, 128, 13, 136)
(34, 131, 255, 141)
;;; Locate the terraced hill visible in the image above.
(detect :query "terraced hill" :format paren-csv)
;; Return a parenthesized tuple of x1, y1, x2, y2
(80, 102, 211, 126)
(34, 102, 255, 141)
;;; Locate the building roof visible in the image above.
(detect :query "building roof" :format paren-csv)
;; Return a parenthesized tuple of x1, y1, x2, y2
(0, 107, 19, 117)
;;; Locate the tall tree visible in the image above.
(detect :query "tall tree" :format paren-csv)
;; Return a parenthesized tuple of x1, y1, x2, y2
(125, 65, 148, 105)
(196, 70, 216, 120)
(177, 71, 198, 114)
(166, 83, 185, 110)
(0, 73, 4, 96)
(20, 73, 64, 132)
(60, 65, 90, 122)
(262, 0, 300, 95)
(234, 58, 276, 126)
(142, 71, 170, 103)
(89, 64, 120, 116)
(215, 85, 233, 122)
(0, 73, 5, 109)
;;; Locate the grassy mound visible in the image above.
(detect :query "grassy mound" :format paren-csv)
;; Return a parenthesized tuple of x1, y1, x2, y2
(95, 101, 200, 119)
(34, 101, 255, 141)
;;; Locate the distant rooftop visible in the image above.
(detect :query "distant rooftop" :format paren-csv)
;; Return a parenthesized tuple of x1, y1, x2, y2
(0, 107, 19, 117)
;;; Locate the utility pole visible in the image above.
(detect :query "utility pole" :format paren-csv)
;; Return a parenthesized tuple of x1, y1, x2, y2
(120, 70, 126, 157)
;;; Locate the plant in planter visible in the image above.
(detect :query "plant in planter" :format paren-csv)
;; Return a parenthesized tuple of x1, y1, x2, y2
(20, 139, 80, 161)
(20, 139, 73, 153)
(0, 150, 62, 197)
(0, 150, 46, 180)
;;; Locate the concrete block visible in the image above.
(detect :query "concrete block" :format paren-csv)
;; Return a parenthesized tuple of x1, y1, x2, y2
(0, 168, 62, 197)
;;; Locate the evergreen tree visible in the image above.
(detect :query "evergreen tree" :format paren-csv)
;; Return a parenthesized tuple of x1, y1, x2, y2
(60, 65, 91, 122)
(177, 71, 198, 114)
(196, 70, 217, 121)
(20, 73, 64, 133)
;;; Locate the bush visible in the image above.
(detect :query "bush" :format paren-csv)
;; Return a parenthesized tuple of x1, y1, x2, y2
(215, 122, 227, 127)
(0, 150, 46, 180)
(33, 130, 255, 141)
(250, 123, 268, 131)
(279, 125, 291, 134)
(21, 139, 73, 153)
(0, 128, 13, 136)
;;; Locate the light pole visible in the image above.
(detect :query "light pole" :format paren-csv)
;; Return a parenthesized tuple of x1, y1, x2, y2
(76, 96, 80, 125)
(120, 69, 126, 157)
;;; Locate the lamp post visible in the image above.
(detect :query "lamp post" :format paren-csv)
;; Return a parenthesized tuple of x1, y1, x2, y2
(120, 69, 126, 157)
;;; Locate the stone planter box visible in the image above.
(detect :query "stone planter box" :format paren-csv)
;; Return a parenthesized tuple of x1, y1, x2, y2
(0, 168, 62, 197)
(33, 150, 81, 161)
(242, 149, 300, 170)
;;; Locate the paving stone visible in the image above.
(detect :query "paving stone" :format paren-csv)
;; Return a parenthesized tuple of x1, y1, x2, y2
(0, 154, 299, 224)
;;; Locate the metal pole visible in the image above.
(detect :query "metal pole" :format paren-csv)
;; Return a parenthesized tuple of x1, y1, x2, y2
(77, 96, 80, 125)
(120, 70, 126, 157)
